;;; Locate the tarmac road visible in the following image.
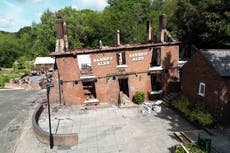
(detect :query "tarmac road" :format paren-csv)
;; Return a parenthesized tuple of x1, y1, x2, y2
(0, 89, 41, 153)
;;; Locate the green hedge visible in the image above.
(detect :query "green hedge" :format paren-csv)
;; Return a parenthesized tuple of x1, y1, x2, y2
(134, 91, 145, 104)
(172, 96, 215, 127)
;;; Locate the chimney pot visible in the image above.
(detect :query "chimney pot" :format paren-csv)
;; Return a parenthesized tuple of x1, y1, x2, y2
(159, 14, 167, 31)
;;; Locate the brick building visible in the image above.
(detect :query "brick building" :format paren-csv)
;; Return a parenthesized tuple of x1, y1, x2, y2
(50, 12, 180, 106)
(181, 49, 230, 123)
(34, 57, 55, 72)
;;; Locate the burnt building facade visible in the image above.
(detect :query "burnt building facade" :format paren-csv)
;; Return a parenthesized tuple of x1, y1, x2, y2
(50, 13, 180, 105)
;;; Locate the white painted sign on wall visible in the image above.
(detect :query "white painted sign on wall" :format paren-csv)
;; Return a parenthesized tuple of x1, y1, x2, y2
(129, 52, 148, 61)
(93, 57, 113, 66)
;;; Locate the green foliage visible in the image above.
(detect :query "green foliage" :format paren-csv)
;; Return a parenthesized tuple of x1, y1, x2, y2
(134, 91, 145, 104)
(175, 146, 186, 153)
(173, 0, 230, 48)
(175, 143, 207, 153)
(0, 0, 229, 67)
(172, 95, 215, 127)
(186, 143, 207, 153)
(190, 110, 214, 127)
(0, 75, 9, 88)
(172, 95, 191, 116)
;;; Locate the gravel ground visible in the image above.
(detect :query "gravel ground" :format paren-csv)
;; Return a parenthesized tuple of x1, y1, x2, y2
(0, 89, 45, 153)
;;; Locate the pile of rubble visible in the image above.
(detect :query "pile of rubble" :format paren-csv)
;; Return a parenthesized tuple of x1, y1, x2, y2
(4, 74, 49, 90)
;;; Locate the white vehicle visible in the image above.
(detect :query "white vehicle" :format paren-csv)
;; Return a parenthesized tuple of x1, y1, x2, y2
(139, 100, 162, 114)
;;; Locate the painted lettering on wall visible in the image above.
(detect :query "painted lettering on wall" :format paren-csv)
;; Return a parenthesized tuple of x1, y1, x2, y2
(93, 57, 113, 66)
(129, 52, 147, 61)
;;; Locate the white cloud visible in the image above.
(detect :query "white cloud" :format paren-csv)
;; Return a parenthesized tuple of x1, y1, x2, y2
(3, 0, 18, 8)
(0, 1, 30, 32)
(15, 0, 44, 3)
(0, 14, 30, 32)
(0, 0, 108, 32)
(0, 15, 14, 28)
(73, 0, 108, 11)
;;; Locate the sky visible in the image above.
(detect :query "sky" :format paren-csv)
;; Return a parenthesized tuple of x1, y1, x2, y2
(0, 0, 108, 32)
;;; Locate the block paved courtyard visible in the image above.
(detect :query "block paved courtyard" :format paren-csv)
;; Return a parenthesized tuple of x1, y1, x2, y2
(26, 105, 195, 153)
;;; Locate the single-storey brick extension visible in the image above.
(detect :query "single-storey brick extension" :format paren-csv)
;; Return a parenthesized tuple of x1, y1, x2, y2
(182, 49, 230, 123)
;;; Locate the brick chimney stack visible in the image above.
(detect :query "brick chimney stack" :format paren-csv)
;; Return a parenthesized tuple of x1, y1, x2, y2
(159, 14, 167, 31)
(146, 21, 154, 42)
(116, 30, 120, 46)
(56, 10, 63, 39)
(55, 10, 65, 52)
(158, 14, 175, 43)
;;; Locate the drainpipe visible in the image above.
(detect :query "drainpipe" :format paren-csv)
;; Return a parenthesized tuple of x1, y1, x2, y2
(57, 70, 62, 105)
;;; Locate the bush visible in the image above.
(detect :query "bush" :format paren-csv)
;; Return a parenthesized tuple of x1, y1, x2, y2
(190, 111, 214, 127)
(134, 91, 145, 104)
(172, 96, 191, 117)
(0, 75, 9, 88)
(172, 95, 215, 127)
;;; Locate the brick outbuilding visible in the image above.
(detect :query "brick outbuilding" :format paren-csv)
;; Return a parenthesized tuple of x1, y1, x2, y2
(50, 12, 180, 106)
(181, 49, 230, 124)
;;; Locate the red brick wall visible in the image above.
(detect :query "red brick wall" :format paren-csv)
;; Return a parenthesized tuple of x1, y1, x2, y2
(51, 45, 179, 105)
(50, 70, 60, 103)
(161, 46, 179, 90)
(182, 51, 230, 122)
(90, 47, 178, 104)
(89, 49, 152, 104)
(51, 56, 85, 105)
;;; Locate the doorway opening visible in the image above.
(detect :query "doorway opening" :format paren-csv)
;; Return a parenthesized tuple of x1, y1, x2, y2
(150, 73, 162, 91)
(118, 78, 129, 97)
(149, 73, 162, 100)
(82, 81, 97, 99)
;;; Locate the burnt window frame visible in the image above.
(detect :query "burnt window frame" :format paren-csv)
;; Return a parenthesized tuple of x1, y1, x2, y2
(116, 52, 126, 65)
(81, 63, 92, 71)
(151, 48, 161, 67)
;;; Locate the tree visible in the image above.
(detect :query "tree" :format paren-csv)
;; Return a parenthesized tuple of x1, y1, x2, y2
(173, 0, 230, 48)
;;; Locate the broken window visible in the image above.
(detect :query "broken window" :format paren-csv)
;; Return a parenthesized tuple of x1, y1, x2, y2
(151, 73, 162, 91)
(151, 48, 161, 67)
(116, 52, 126, 65)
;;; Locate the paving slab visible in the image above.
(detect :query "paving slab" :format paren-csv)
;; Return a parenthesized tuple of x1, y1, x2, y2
(24, 106, 196, 153)
(12, 104, 229, 153)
